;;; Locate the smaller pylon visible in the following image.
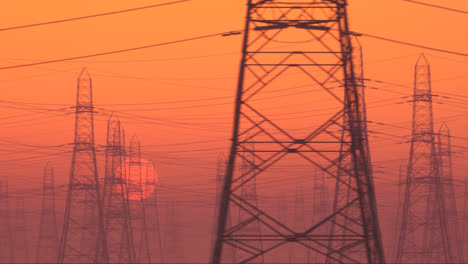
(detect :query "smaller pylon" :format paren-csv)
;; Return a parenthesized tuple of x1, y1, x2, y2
(165, 200, 183, 263)
(36, 164, 59, 263)
(145, 161, 164, 263)
(14, 198, 30, 262)
(463, 176, 468, 263)
(0, 180, 14, 263)
(289, 184, 309, 263)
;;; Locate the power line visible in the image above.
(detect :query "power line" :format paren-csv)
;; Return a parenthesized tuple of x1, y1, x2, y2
(0, 0, 192, 32)
(0, 30, 241, 70)
(403, 0, 468, 15)
(355, 31, 468, 57)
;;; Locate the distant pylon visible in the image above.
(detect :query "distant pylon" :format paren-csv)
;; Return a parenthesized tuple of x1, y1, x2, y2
(14, 198, 30, 262)
(58, 68, 108, 263)
(36, 164, 59, 263)
(463, 176, 468, 263)
(395, 54, 451, 263)
(392, 164, 404, 263)
(212, 153, 235, 263)
(312, 171, 329, 263)
(438, 123, 463, 262)
(102, 114, 135, 263)
(144, 161, 164, 263)
(0, 180, 14, 263)
(212, 1, 385, 263)
(127, 136, 151, 263)
(289, 184, 309, 263)
(165, 200, 183, 263)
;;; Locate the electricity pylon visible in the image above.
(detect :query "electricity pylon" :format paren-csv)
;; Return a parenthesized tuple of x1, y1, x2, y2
(438, 123, 463, 262)
(312, 170, 330, 263)
(15, 198, 30, 262)
(58, 68, 108, 263)
(212, 154, 236, 263)
(391, 164, 404, 263)
(36, 164, 59, 263)
(145, 161, 164, 263)
(0, 180, 14, 263)
(395, 54, 451, 263)
(165, 200, 183, 263)
(127, 136, 151, 263)
(102, 114, 135, 263)
(289, 184, 309, 263)
(326, 34, 371, 263)
(212, 1, 385, 263)
(463, 176, 468, 263)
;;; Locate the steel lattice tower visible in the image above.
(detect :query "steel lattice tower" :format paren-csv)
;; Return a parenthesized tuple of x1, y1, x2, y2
(127, 136, 151, 263)
(312, 170, 330, 263)
(36, 164, 59, 263)
(212, 154, 236, 263)
(212, 1, 384, 263)
(438, 123, 463, 262)
(58, 68, 108, 263)
(395, 54, 451, 263)
(289, 184, 309, 263)
(463, 176, 468, 263)
(14, 198, 30, 263)
(165, 200, 183, 262)
(102, 115, 136, 263)
(0, 180, 14, 263)
(144, 161, 164, 263)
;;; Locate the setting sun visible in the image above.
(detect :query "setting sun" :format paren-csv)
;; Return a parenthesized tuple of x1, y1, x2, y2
(116, 158, 157, 201)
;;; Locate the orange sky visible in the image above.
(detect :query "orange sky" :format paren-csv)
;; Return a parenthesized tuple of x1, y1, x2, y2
(0, 0, 467, 262)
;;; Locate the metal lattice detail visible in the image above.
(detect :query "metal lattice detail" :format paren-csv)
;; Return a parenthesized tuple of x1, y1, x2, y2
(102, 115, 136, 263)
(36, 164, 59, 263)
(395, 54, 451, 263)
(58, 68, 108, 263)
(212, 1, 385, 263)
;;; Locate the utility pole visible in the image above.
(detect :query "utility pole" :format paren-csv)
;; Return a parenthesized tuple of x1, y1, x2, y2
(212, 1, 385, 263)
(438, 123, 463, 262)
(395, 54, 451, 263)
(36, 164, 59, 263)
(15, 198, 30, 263)
(58, 68, 108, 263)
(0, 180, 14, 263)
(102, 115, 135, 263)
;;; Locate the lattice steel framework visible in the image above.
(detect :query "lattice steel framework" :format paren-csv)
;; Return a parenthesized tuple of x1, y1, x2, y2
(312, 170, 330, 263)
(213, 154, 236, 263)
(58, 68, 108, 263)
(144, 161, 164, 263)
(438, 123, 463, 262)
(395, 55, 451, 263)
(289, 184, 309, 263)
(36, 164, 59, 263)
(127, 136, 151, 263)
(0, 180, 13, 263)
(212, 1, 385, 263)
(165, 200, 183, 263)
(463, 176, 468, 263)
(14, 198, 30, 263)
(102, 115, 135, 263)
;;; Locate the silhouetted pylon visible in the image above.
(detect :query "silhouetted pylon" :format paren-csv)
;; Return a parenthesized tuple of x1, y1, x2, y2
(14, 198, 30, 263)
(0, 180, 14, 263)
(463, 176, 468, 263)
(144, 161, 164, 263)
(36, 164, 59, 263)
(438, 123, 463, 262)
(165, 200, 183, 263)
(395, 54, 451, 263)
(289, 184, 309, 263)
(127, 136, 151, 263)
(58, 68, 108, 263)
(211, 1, 385, 263)
(101, 114, 136, 263)
(312, 171, 330, 263)
(212, 153, 236, 263)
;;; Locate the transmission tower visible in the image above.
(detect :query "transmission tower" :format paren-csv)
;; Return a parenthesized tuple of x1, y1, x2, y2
(463, 176, 468, 263)
(312, 170, 330, 263)
(127, 136, 151, 263)
(395, 54, 451, 263)
(212, 154, 236, 263)
(0, 180, 14, 263)
(36, 164, 59, 263)
(391, 164, 403, 263)
(144, 161, 164, 263)
(102, 114, 136, 263)
(289, 184, 309, 263)
(14, 198, 30, 263)
(165, 200, 183, 263)
(438, 122, 463, 262)
(212, 1, 384, 263)
(58, 68, 108, 263)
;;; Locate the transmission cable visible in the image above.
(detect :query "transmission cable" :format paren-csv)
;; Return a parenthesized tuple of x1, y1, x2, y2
(402, 0, 468, 15)
(0, 0, 192, 32)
